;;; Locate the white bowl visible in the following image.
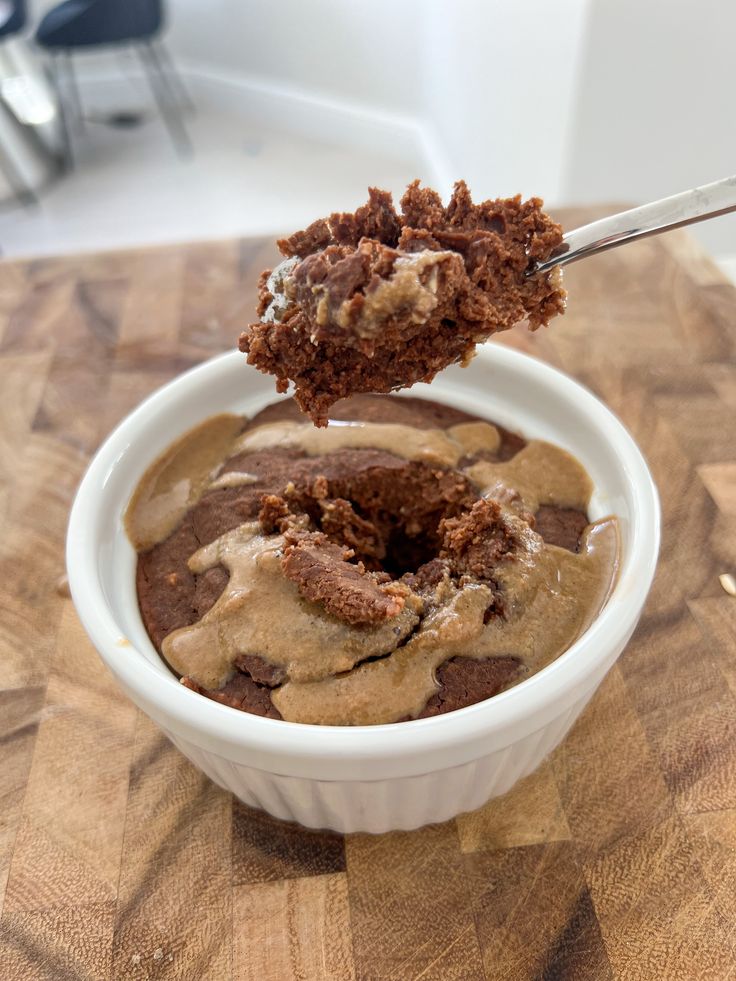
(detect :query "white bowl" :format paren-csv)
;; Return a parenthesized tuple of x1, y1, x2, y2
(67, 345, 659, 833)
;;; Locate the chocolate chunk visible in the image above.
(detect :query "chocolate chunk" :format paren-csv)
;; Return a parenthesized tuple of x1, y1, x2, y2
(534, 505, 589, 552)
(281, 531, 406, 626)
(234, 654, 286, 687)
(182, 672, 282, 719)
(416, 656, 523, 718)
(440, 498, 515, 580)
(295, 247, 370, 312)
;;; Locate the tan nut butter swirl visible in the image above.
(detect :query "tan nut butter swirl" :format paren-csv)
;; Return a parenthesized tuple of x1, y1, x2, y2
(267, 249, 459, 338)
(466, 442, 593, 512)
(162, 522, 422, 691)
(127, 407, 619, 725)
(207, 470, 260, 490)
(125, 414, 244, 551)
(273, 521, 617, 724)
(230, 418, 500, 467)
(330, 250, 460, 338)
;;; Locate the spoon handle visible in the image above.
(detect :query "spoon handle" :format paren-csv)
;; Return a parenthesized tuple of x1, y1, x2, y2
(533, 175, 736, 275)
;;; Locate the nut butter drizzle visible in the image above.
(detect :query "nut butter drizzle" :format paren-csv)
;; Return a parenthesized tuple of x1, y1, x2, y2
(125, 414, 244, 551)
(329, 249, 461, 337)
(274, 521, 617, 725)
(127, 409, 619, 725)
(264, 248, 460, 337)
(230, 418, 501, 467)
(162, 521, 422, 691)
(466, 442, 594, 512)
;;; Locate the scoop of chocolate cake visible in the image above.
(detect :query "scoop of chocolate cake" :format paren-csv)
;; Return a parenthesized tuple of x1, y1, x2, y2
(239, 180, 566, 425)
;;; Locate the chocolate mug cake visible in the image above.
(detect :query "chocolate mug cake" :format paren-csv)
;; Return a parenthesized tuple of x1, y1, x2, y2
(128, 395, 618, 725)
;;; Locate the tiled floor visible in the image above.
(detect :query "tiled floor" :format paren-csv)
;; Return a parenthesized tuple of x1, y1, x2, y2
(0, 98, 423, 259)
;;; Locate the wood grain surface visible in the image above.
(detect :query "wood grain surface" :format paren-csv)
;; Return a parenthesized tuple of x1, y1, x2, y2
(0, 212, 735, 980)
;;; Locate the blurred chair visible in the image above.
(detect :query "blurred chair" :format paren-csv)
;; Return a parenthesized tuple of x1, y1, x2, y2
(35, 0, 191, 162)
(0, 0, 25, 37)
(0, 0, 50, 204)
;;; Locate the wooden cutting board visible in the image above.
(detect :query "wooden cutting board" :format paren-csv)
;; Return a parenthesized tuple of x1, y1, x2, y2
(0, 210, 735, 980)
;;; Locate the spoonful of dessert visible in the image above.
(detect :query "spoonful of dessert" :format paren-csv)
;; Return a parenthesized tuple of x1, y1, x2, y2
(240, 176, 736, 426)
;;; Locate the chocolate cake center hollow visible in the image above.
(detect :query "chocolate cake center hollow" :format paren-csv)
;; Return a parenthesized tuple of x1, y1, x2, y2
(277, 456, 478, 579)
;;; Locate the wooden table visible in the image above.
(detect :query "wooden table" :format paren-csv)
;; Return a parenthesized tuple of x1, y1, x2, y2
(1, 212, 735, 980)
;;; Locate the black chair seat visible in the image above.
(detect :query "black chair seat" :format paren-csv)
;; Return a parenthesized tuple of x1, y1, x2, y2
(0, 0, 26, 39)
(36, 0, 161, 49)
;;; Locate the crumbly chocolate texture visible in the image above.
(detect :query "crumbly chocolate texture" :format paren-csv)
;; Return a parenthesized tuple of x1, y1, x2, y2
(440, 499, 517, 580)
(281, 529, 408, 626)
(239, 182, 566, 425)
(136, 395, 590, 721)
(435, 498, 536, 619)
(282, 456, 476, 574)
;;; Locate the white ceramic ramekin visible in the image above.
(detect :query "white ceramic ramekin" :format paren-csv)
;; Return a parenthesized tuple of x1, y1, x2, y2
(67, 345, 659, 833)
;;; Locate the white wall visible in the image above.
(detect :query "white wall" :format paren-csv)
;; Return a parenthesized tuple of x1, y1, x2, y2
(561, 0, 736, 255)
(168, 0, 591, 207)
(168, 0, 425, 118)
(30, 0, 424, 121)
(418, 0, 591, 204)
(168, 0, 591, 204)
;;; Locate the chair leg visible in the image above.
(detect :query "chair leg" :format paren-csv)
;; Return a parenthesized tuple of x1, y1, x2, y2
(0, 153, 38, 208)
(63, 51, 85, 132)
(0, 102, 39, 209)
(138, 42, 192, 158)
(49, 53, 74, 169)
(153, 42, 195, 115)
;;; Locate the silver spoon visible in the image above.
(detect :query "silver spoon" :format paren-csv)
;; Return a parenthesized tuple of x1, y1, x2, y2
(531, 175, 736, 275)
